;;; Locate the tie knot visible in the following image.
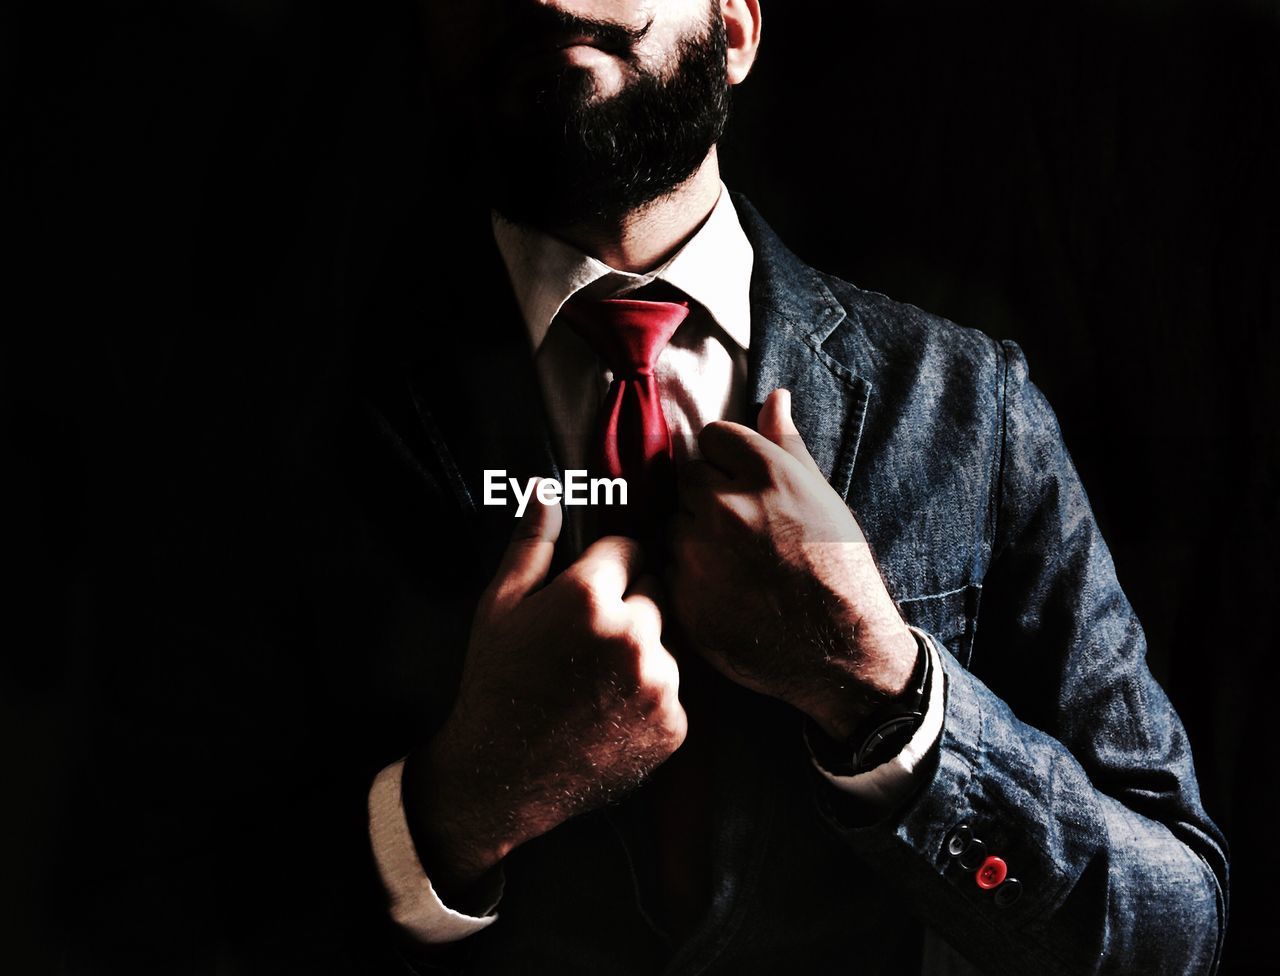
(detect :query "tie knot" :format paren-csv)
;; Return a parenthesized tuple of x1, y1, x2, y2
(559, 296, 691, 377)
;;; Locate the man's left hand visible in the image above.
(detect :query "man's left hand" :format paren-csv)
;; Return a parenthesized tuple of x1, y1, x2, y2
(669, 389, 919, 740)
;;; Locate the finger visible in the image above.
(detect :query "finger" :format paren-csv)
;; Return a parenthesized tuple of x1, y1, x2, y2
(622, 573, 665, 645)
(679, 458, 732, 491)
(696, 420, 785, 480)
(625, 577, 681, 692)
(569, 534, 644, 603)
(757, 388, 824, 477)
(488, 480, 563, 608)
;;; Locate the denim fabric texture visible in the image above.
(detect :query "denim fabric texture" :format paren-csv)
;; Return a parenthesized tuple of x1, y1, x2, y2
(361, 197, 1227, 976)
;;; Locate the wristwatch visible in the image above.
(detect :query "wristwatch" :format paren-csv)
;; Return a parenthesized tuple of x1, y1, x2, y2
(806, 631, 932, 776)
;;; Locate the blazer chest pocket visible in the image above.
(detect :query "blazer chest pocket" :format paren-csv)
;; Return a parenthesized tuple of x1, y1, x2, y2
(896, 584, 982, 667)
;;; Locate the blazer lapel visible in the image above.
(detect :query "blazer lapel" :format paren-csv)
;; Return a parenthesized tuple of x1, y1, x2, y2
(734, 196, 872, 501)
(360, 209, 566, 579)
(407, 315, 566, 573)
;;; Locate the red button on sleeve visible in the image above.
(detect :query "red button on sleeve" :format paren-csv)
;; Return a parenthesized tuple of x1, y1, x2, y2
(975, 856, 1008, 890)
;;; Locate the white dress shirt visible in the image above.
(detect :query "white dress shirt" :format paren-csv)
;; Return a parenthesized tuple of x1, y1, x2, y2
(367, 184, 945, 944)
(492, 183, 754, 551)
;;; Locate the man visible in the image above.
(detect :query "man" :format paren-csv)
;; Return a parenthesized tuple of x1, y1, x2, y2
(353, 0, 1228, 973)
(32, 1, 1225, 974)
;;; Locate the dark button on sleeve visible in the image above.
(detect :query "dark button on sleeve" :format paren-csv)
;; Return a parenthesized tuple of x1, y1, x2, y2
(946, 824, 972, 857)
(956, 838, 988, 871)
(993, 878, 1023, 906)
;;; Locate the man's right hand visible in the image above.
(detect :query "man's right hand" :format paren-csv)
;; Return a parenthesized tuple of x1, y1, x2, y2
(401, 488, 687, 909)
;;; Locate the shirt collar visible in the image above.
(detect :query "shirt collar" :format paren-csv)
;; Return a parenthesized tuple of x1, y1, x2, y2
(491, 183, 754, 353)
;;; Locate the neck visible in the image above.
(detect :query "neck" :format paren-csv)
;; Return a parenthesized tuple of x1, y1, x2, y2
(547, 150, 723, 274)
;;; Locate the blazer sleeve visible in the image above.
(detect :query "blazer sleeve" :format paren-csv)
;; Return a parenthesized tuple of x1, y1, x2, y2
(817, 339, 1229, 975)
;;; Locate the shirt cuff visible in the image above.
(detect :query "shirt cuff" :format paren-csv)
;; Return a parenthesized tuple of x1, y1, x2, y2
(368, 759, 502, 944)
(808, 628, 946, 809)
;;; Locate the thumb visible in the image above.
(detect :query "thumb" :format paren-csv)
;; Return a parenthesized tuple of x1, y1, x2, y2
(488, 480, 563, 610)
(757, 389, 823, 476)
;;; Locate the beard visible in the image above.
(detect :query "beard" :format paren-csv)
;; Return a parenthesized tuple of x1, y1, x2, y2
(463, 2, 731, 228)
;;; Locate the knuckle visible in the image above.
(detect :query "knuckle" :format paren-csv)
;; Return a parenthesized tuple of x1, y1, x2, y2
(596, 535, 640, 570)
(699, 421, 726, 439)
(620, 617, 651, 652)
(636, 649, 678, 701)
(559, 568, 594, 600)
(559, 571, 603, 614)
(661, 703, 689, 750)
(616, 536, 643, 563)
(584, 600, 614, 636)
(608, 625, 649, 673)
(594, 632, 647, 693)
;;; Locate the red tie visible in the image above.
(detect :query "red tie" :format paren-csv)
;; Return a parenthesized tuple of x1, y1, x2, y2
(558, 296, 691, 543)
(561, 293, 716, 934)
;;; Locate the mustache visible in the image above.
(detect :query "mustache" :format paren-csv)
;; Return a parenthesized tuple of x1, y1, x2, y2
(495, 5, 655, 57)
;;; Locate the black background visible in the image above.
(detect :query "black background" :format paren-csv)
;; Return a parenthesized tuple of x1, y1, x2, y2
(4, 0, 1277, 972)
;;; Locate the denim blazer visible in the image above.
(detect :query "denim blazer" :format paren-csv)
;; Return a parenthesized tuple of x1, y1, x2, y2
(363, 196, 1228, 976)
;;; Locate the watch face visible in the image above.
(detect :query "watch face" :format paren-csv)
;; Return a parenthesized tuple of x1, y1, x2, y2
(856, 714, 924, 771)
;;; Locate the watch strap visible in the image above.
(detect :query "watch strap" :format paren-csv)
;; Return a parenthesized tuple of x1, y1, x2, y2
(806, 630, 932, 776)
